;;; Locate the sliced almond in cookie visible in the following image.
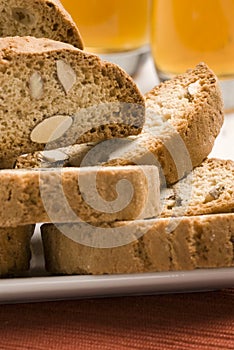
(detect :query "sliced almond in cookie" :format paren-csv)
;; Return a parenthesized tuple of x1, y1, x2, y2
(39, 150, 68, 163)
(56, 60, 76, 94)
(204, 184, 225, 203)
(187, 80, 201, 96)
(30, 115, 73, 144)
(29, 72, 44, 100)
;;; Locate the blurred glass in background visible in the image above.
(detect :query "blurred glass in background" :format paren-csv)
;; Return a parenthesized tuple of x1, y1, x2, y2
(61, 0, 150, 76)
(150, 0, 234, 111)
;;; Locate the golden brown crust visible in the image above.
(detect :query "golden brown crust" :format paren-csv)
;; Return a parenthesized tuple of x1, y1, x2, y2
(106, 63, 224, 185)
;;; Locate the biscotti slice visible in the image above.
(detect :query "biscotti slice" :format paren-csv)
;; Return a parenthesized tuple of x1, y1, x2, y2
(105, 63, 224, 184)
(0, 0, 83, 49)
(161, 158, 234, 217)
(0, 165, 160, 227)
(0, 36, 145, 168)
(41, 213, 234, 275)
(15, 154, 234, 219)
(15, 63, 224, 184)
(0, 225, 34, 276)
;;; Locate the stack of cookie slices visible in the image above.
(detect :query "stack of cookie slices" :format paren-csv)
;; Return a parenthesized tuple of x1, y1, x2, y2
(0, 0, 233, 277)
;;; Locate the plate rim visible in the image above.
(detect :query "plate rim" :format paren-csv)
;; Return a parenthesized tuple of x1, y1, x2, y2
(0, 267, 234, 304)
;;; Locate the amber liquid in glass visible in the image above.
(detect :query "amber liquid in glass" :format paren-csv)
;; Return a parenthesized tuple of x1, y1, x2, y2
(151, 0, 234, 79)
(61, 0, 149, 53)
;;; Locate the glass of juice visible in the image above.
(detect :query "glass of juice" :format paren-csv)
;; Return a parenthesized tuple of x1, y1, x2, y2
(151, 0, 234, 111)
(61, 0, 150, 76)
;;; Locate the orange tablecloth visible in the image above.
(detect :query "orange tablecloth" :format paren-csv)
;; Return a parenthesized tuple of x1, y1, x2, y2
(0, 289, 233, 349)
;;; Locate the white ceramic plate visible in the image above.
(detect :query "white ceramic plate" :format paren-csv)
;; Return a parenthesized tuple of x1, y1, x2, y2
(1, 268, 234, 304)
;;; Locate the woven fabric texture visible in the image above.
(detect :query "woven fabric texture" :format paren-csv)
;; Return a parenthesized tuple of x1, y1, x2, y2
(0, 289, 233, 349)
